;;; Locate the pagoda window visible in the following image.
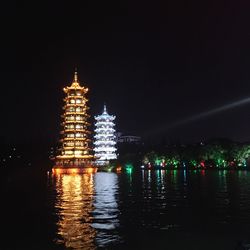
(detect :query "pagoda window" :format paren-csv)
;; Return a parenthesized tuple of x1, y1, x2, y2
(76, 99, 82, 104)
(76, 116, 83, 121)
(65, 150, 73, 155)
(76, 124, 82, 129)
(74, 150, 82, 155)
(65, 125, 73, 129)
(76, 133, 83, 138)
(66, 142, 74, 147)
(75, 142, 84, 146)
(67, 116, 74, 121)
(70, 99, 75, 104)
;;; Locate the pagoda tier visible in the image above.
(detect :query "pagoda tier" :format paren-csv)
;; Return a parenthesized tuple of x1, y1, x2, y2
(55, 70, 94, 166)
(93, 105, 117, 165)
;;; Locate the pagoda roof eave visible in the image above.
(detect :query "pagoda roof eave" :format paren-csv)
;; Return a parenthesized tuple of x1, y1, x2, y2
(61, 138, 91, 141)
(63, 86, 88, 92)
(56, 155, 94, 159)
(95, 115, 115, 120)
(62, 121, 91, 125)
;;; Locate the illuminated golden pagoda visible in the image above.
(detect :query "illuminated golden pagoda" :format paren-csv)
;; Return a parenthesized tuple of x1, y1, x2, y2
(54, 70, 95, 170)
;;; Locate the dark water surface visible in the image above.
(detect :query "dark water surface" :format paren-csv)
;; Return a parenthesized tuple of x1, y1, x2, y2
(2, 169, 250, 249)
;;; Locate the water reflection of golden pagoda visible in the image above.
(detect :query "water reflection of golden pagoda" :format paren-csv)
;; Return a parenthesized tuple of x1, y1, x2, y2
(54, 174, 96, 249)
(53, 70, 96, 173)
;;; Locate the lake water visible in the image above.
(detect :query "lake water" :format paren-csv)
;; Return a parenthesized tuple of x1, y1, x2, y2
(2, 169, 250, 249)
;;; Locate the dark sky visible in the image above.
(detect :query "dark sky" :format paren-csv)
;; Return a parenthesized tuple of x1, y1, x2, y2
(1, 0, 250, 145)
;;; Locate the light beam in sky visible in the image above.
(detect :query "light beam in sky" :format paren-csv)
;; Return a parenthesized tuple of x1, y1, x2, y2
(146, 97, 250, 136)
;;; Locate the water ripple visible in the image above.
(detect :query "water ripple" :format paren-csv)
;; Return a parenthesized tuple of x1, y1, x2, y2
(49, 170, 250, 249)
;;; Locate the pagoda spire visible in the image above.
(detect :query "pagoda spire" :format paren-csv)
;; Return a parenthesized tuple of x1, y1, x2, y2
(103, 103, 107, 114)
(74, 68, 78, 83)
(70, 68, 81, 88)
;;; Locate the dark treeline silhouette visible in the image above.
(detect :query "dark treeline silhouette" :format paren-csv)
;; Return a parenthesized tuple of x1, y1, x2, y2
(117, 138, 250, 169)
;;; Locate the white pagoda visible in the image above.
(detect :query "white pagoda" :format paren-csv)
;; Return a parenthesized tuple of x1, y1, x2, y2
(93, 105, 117, 165)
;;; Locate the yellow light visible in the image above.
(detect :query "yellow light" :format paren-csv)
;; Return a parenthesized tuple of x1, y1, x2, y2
(52, 168, 62, 174)
(86, 167, 97, 174)
(116, 166, 122, 173)
(70, 168, 78, 174)
(52, 167, 97, 174)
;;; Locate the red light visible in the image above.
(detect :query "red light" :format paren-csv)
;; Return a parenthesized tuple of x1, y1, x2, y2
(200, 161, 205, 168)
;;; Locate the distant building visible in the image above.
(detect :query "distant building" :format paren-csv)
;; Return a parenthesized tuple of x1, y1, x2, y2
(116, 133, 141, 144)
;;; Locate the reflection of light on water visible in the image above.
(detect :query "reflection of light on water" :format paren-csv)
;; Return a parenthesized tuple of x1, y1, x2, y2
(183, 169, 187, 184)
(148, 170, 151, 184)
(156, 169, 160, 181)
(54, 174, 96, 249)
(217, 170, 228, 194)
(215, 170, 231, 224)
(125, 164, 133, 184)
(170, 170, 178, 186)
(201, 169, 206, 176)
(92, 173, 121, 247)
(156, 170, 165, 191)
(161, 169, 165, 178)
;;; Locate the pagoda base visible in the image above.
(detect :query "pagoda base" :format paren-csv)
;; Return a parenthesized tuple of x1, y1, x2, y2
(52, 166, 97, 174)
(52, 159, 97, 174)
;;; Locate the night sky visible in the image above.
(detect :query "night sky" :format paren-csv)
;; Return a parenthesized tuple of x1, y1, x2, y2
(1, 0, 250, 145)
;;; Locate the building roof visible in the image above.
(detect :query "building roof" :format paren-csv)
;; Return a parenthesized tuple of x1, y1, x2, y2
(63, 69, 88, 93)
(95, 104, 116, 120)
